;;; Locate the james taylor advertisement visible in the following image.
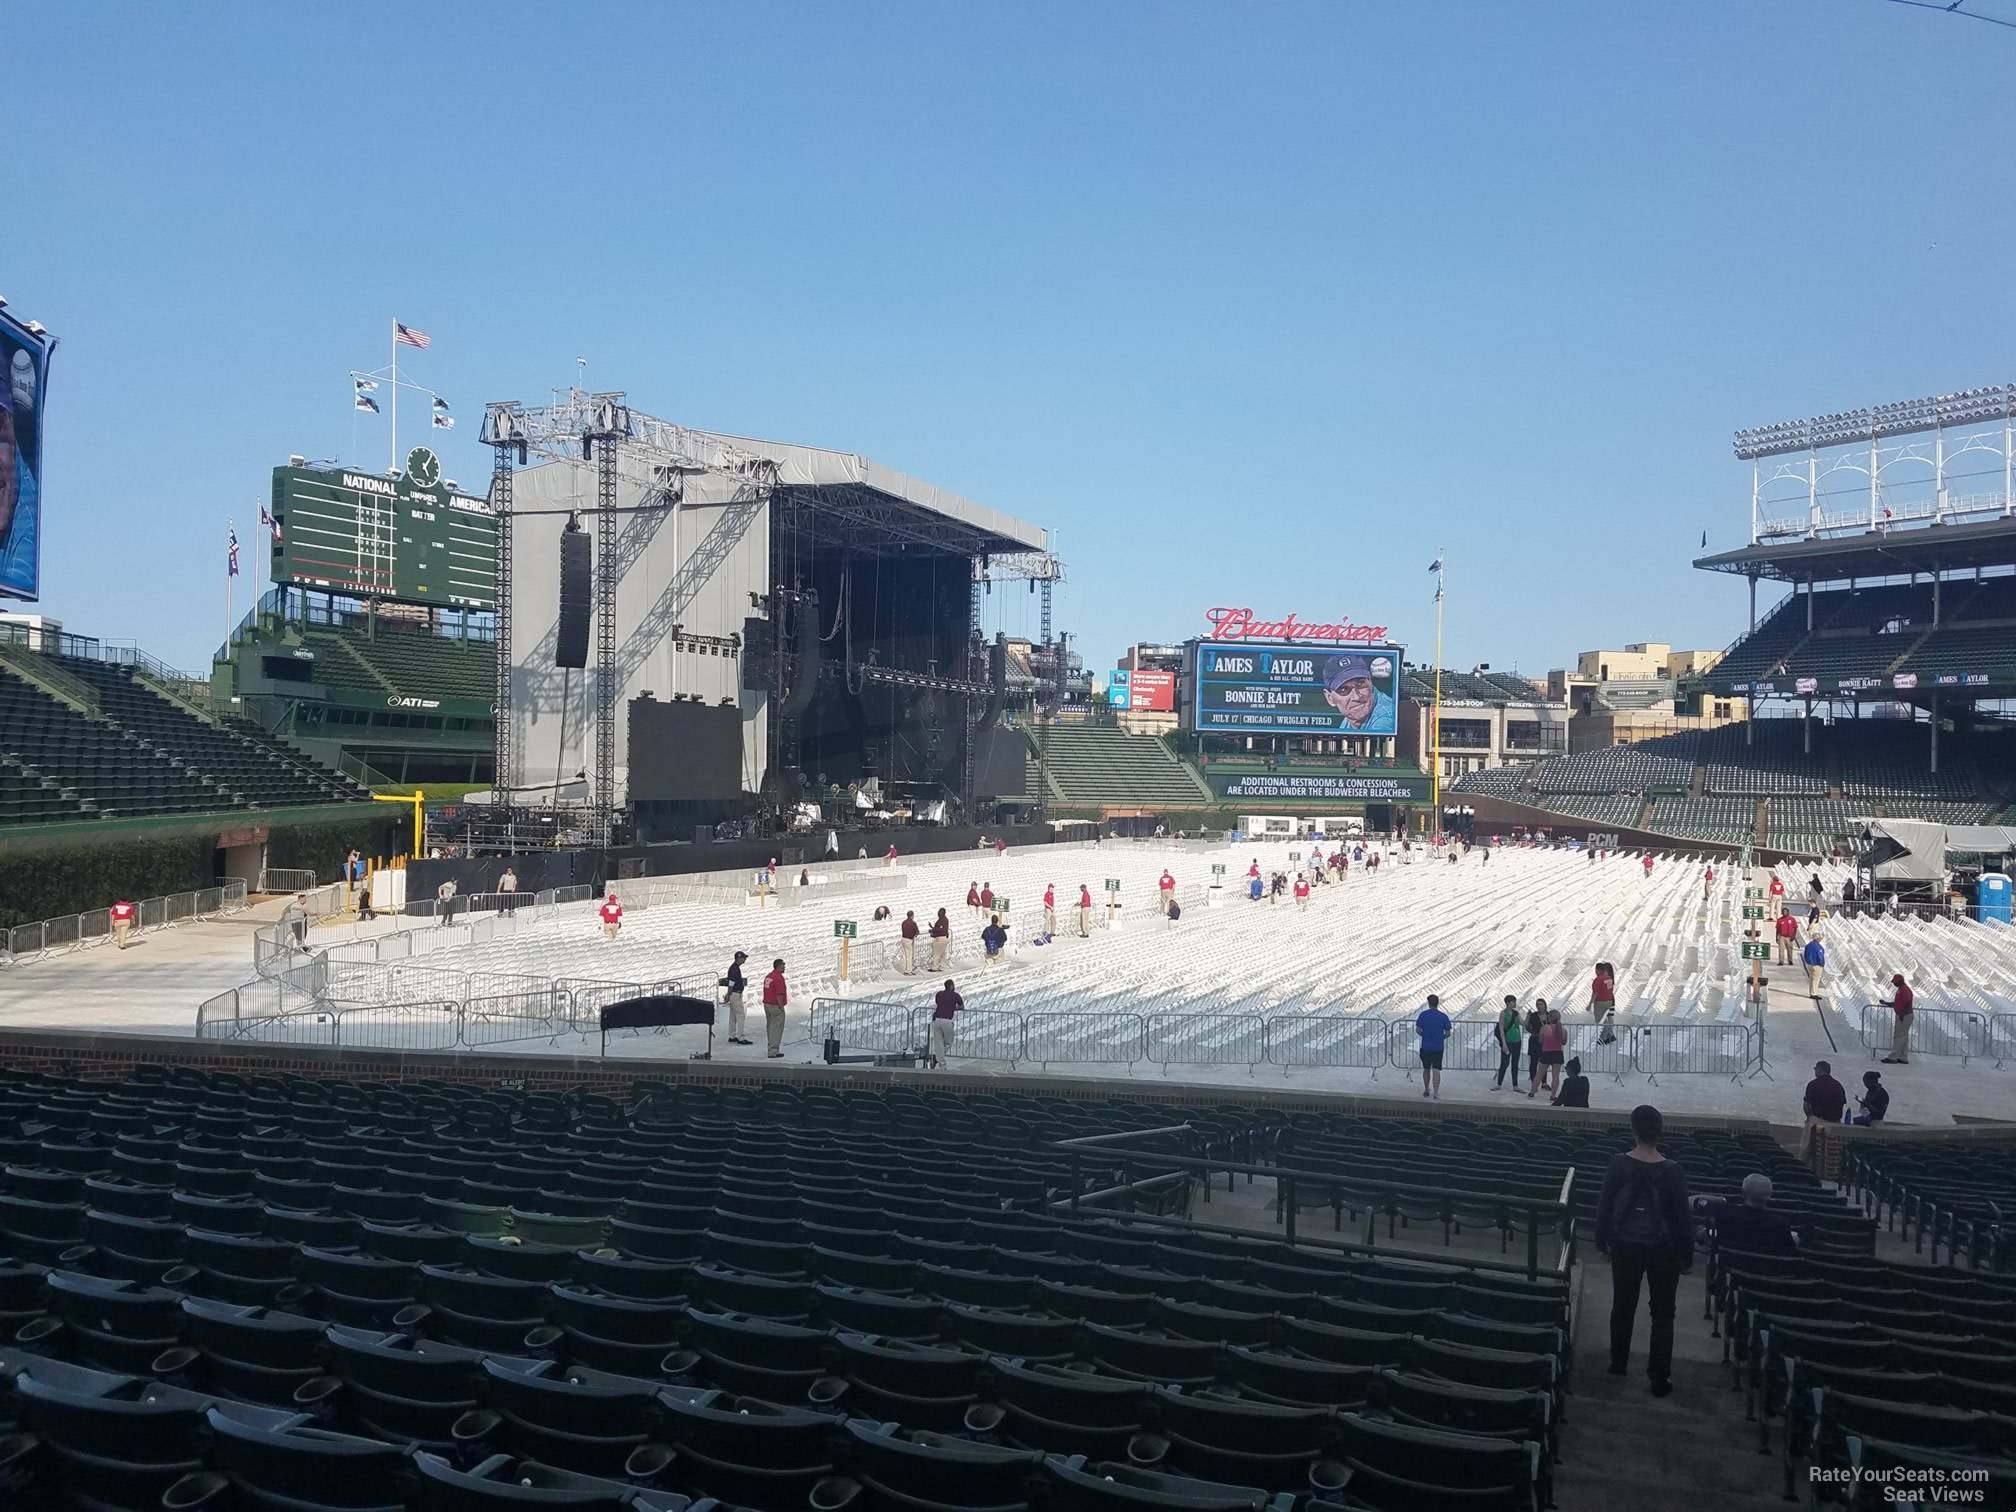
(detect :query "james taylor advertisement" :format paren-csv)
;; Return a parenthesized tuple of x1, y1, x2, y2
(0, 309, 51, 601)
(1192, 641, 1399, 736)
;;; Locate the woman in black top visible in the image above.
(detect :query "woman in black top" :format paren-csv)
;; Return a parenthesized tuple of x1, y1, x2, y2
(1593, 1104, 1693, 1396)
(1524, 1003, 1546, 1086)
(1551, 1056, 1590, 1108)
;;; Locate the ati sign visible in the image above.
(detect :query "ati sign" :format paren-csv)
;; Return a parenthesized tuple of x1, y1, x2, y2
(1203, 608, 1392, 644)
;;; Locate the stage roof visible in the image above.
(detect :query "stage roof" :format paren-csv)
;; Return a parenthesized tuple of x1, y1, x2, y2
(1694, 515, 2016, 584)
(692, 428, 1049, 558)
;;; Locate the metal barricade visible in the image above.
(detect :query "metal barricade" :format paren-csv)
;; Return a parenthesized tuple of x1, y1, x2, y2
(1262, 1014, 1390, 1074)
(162, 892, 196, 926)
(77, 910, 111, 949)
(1422, 1017, 1512, 1073)
(258, 867, 317, 894)
(1025, 1011, 1145, 1069)
(559, 978, 654, 1033)
(1145, 1013, 1266, 1075)
(808, 996, 919, 1055)
(937, 1008, 1026, 1066)
(5, 923, 44, 962)
(41, 914, 82, 954)
(222, 879, 249, 912)
(462, 990, 572, 1048)
(193, 887, 224, 918)
(1858, 1003, 1987, 1066)
(326, 999, 462, 1052)
(1557, 1020, 1632, 1081)
(1985, 1014, 2016, 1070)
(1628, 1022, 1755, 1083)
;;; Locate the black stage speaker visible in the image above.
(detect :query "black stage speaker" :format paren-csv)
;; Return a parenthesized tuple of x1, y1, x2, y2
(556, 527, 592, 669)
(628, 696, 743, 801)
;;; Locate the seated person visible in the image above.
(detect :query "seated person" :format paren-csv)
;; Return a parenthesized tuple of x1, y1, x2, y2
(1693, 1172, 1799, 1255)
(1550, 1055, 1590, 1108)
(1854, 1070, 1889, 1126)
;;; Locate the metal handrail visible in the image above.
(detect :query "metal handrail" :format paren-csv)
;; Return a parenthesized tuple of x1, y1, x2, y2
(4, 880, 250, 968)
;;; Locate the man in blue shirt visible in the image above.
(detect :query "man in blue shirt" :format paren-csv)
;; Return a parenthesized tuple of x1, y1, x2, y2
(1802, 934, 1826, 1001)
(1320, 654, 1395, 733)
(1415, 993, 1452, 1100)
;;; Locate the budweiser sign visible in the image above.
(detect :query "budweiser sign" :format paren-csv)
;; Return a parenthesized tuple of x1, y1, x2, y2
(1204, 607, 1391, 643)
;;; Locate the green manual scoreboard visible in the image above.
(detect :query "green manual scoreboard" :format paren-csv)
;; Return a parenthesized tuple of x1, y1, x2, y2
(270, 447, 498, 610)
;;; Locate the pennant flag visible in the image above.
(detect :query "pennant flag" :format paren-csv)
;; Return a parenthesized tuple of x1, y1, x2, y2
(227, 526, 241, 578)
(432, 395, 450, 412)
(259, 505, 282, 541)
(432, 412, 455, 430)
(353, 377, 380, 414)
(354, 392, 380, 414)
(354, 378, 378, 392)
(1701, 529, 1708, 548)
(395, 322, 432, 350)
(1427, 557, 1442, 573)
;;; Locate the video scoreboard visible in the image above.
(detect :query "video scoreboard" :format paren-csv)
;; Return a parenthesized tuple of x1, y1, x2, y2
(270, 446, 497, 610)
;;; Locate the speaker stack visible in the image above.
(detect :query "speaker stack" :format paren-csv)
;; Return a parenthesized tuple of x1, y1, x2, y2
(556, 525, 592, 670)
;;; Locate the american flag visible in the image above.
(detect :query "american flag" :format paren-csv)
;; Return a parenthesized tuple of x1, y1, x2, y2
(394, 322, 432, 350)
(228, 526, 240, 578)
(259, 505, 282, 541)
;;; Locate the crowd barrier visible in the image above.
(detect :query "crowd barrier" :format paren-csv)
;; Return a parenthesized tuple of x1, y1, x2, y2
(3, 880, 249, 967)
(255, 867, 317, 895)
(805, 998, 1771, 1082)
(1855, 1002, 1993, 1067)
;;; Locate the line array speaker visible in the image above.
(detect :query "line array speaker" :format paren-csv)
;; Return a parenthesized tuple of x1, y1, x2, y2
(556, 526, 592, 670)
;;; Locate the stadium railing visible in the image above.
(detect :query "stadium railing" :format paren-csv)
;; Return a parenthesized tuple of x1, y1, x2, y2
(3, 879, 249, 967)
(195, 977, 685, 1053)
(255, 867, 318, 895)
(1856, 1002, 1989, 1066)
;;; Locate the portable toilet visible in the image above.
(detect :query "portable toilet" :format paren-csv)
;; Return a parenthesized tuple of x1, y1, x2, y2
(1978, 873, 2012, 924)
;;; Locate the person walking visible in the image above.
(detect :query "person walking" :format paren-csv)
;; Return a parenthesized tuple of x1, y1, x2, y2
(928, 908, 951, 972)
(899, 910, 919, 974)
(1529, 1009, 1566, 1100)
(1292, 874, 1310, 910)
(599, 892, 623, 939)
(1594, 1104, 1693, 1397)
(1880, 974, 1914, 1064)
(760, 958, 789, 1057)
(980, 882, 995, 915)
(885, 843, 899, 868)
(1552, 1056, 1591, 1108)
(1591, 962, 1618, 1045)
(109, 898, 137, 949)
(1641, 853, 1654, 879)
(1701, 864, 1715, 900)
(1042, 885, 1056, 938)
(1802, 933, 1826, 1000)
(1808, 874, 1824, 906)
(1158, 870, 1176, 915)
(928, 978, 963, 1067)
(981, 914, 1007, 967)
(1492, 995, 1523, 1091)
(1768, 872, 1786, 903)
(1774, 906, 1800, 966)
(1525, 1000, 1546, 1087)
(966, 882, 982, 920)
(1077, 884, 1092, 938)
(1797, 1059, 1847, 1161)
(1415, 994, 1451, 1100)
(719, 951, 750, 1045)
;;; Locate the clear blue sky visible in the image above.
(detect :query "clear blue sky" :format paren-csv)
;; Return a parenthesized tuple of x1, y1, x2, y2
(10, 1, 2015, 680)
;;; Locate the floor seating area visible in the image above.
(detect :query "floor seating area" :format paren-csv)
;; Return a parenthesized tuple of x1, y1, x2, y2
(1708, 1232, 2016, 1505)
(1046, 726, 1212, 807)
(0, 1071, 1593, 1512)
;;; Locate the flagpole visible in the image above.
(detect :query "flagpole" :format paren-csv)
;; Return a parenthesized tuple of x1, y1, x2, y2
(1430, 551, 1445, 833)
(389, 319, 398, 472)
(227, 518, 235, 645)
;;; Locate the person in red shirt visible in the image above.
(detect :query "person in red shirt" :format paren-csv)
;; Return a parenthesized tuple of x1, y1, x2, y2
(980, 883, 994, 913)
(1702, 866, 1715, 897)
(761, 958, 789, 1057)
(928, 978, 963, 1066)
(1774, 907, 1800, 966)
(1882, 974, 1914, 1064)
(966, 882, 982, 919)
(1247, 860, 1261, 880)
(885, 843, 899, 868)
(1292, 875, 1310, 909)
(1077, 885, 1093, 937)
(899, 910, 920, 974)
(928, 908, 951, 972)
(1641, 854, 1654, 878)
(1158, 870, 1176, 915)
(994, 837, 1007, 857)
(599, 893, 623, 939)
(1042, 885, 1056, 937)
(1768, 874, 1786, 901)
(109, 899, 136, 949)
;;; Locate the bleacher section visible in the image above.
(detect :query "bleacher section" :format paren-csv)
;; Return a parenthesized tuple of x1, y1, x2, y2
(1645, 796, 1755, 845)
(298, 628, 496, 701)
(1529, 733, 1697, 795)
(1838, 722, 1976, 800)
(1703, 723, 1824, 796)
(1709, 574, 2016, 691)
(1402, 668, 1541, 704)
(0, 655, 365, 825)
(1529, 794, 1642, 827)
(1044, 724, 1211, 807)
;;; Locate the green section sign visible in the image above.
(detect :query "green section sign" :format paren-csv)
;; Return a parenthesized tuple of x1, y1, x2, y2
(1105, 879, 1122, 892)
(1741, 905, 1768, 920)
(832, 920, 858, 939)
(1740, 941, 1770, 961)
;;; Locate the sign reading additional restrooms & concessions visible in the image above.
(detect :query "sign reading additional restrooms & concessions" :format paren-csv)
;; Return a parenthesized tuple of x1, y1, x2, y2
(270, 448, 498, 608)
(0, 307, 54, 603)
(1191, 640, 1402, 737)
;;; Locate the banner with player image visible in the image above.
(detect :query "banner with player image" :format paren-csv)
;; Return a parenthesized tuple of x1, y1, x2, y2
(0, 308, 52, 601)
(1190, 641, 1401, 736)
